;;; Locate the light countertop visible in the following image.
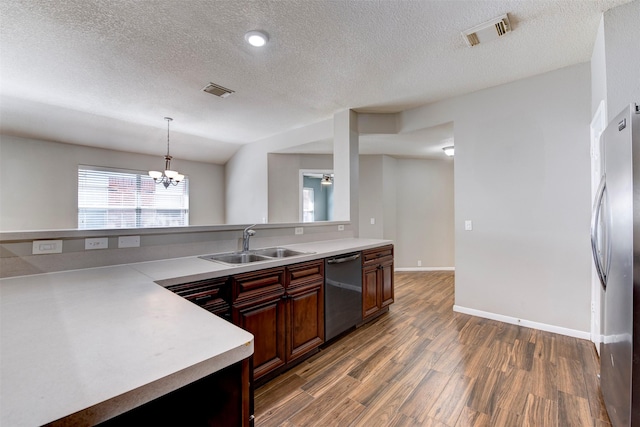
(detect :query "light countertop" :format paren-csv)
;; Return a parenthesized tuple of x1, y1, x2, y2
(0, 237, 391, 426)
(135, 238, 393, 286)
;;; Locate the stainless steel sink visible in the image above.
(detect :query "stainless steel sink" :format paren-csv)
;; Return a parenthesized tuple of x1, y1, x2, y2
(199, 247, 309, 265)
(252, 247, 307, 258)
(199, 253, 271, 264)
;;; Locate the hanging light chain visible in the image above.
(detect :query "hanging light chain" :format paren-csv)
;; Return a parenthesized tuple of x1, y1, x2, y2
(148, 117, 184, 188)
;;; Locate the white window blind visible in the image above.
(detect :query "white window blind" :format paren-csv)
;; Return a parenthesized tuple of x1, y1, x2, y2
(78, 166, 189, 229)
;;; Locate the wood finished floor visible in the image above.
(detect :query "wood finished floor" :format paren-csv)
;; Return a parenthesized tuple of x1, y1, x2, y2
(254, 271, 611, 427)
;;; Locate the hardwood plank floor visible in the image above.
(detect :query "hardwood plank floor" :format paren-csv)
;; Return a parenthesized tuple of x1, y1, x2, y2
(255, 271, 610, 427)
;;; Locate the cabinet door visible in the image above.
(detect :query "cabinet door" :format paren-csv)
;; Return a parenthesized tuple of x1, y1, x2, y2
(233, 297, 286, 380)
(285, 260, 324, 363)
(232, 267, 289, 380)
(362, 265, 380, 319)
(379, 257, 394, 309)
(286, 283, 324, 363)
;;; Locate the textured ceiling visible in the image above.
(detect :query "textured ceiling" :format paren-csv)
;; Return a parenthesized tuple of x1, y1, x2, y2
(0, 0, 632, 163)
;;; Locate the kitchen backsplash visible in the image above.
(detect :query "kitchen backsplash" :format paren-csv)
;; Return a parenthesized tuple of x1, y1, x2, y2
(0, 223, 353, 278)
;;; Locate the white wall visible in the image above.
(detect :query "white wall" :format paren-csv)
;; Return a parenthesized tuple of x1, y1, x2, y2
(396, 158, 454, 269)
(267, 153, 333, 223)
(0, 136, 225, 230)
(358, 155, 385, 238)
(603, 0, 640, 120)
(401, 63, 592, 334)
(225, 119, 333, 224)
(591, 16, 607, 117)
(359, 154, 454, 269)
(382, 155, 398, 243)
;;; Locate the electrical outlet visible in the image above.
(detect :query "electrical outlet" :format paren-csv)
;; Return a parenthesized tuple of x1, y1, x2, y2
(417, 260, 422, 267)
(118, 236, 140, 248)
(32, 240, 63, 255)
(370, 218, 375, 225)
(338, 224, 345, 231)
(465, 220, 473, 231)
(85, 237, 108, 250)
(295, 227, 304, 235)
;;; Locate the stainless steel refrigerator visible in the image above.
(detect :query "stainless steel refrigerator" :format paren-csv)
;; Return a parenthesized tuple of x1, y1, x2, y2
(591, 103, 640, 427)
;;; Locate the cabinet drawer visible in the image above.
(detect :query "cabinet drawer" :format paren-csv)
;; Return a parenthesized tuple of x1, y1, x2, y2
(232, 267, 285, 305)
(286, 260, 324, 289)
(362, 245, 394, 265)
(166, 277, 230, 318)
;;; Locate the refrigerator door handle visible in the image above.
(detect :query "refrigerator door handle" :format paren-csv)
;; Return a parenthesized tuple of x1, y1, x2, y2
(590, 174, 607, 291)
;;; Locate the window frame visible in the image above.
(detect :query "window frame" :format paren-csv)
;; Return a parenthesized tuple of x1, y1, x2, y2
(77, 165, 189, 230)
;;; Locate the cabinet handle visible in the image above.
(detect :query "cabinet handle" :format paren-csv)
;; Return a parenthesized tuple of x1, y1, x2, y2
(327, 253, 361, 264)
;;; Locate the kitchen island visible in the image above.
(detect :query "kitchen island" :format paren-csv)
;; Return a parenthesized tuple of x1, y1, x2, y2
(0, 238, 391, 426)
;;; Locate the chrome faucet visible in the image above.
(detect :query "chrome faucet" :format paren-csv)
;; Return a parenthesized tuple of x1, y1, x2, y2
(242, 224, 256, 252)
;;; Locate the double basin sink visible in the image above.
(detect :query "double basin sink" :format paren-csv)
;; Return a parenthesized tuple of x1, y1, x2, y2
(199, 247, 310, 265)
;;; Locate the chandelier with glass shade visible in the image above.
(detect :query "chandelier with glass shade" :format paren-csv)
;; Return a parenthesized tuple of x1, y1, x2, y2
(149, 117, 184, 188)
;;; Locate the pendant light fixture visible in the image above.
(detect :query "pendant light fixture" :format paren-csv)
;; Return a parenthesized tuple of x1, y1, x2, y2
(149, 117, 184, 188)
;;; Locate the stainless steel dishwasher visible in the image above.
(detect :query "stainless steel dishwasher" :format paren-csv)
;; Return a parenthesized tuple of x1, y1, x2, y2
(324, 252, 362, 341)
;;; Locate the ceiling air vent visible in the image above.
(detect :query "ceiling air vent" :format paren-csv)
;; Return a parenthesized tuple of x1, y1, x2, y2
(462, 14, 511, 47)
(202, 82, 235, 98)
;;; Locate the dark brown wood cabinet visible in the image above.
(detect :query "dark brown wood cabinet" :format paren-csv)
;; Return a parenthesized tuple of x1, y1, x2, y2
(231, 260, 325, 382)
(285, 260, 324, 364)
(362, 245, 394, 321)
(166, 276, 231, 321)
(98, 357, 253, 427)
(166, 249, 392, 386)
(231, 267, 287, 380)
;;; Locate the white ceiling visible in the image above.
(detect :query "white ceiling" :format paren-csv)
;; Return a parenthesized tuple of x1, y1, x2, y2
(0, 0, 631, 164)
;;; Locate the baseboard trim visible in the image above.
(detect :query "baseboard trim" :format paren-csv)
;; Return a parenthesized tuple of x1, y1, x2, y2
(395, 267, 455, 272)
(452, 305, 590, 340)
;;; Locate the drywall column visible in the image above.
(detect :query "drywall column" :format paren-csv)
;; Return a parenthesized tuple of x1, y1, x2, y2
(333, 110, 359, 233)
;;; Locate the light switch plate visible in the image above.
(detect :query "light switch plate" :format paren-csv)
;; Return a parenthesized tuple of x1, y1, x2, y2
(32, 240, 63, 255)
(118, 236, 140, 248)
(295, 227, 304, 235)
(85, 237, 108, 250)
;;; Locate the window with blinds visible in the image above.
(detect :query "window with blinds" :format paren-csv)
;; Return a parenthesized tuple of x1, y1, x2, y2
(78, 166, 189, 229)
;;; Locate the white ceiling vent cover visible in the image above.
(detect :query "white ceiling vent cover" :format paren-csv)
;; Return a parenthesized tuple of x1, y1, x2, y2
(202, 82, 235, 98)
(462, 14, 511, 47)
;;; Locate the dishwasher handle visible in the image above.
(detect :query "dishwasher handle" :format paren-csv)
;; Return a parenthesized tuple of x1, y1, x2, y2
(326, 253, 361, 264)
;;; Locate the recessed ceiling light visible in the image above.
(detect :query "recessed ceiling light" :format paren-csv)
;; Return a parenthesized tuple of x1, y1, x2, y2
(245, 30, 269, 47)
